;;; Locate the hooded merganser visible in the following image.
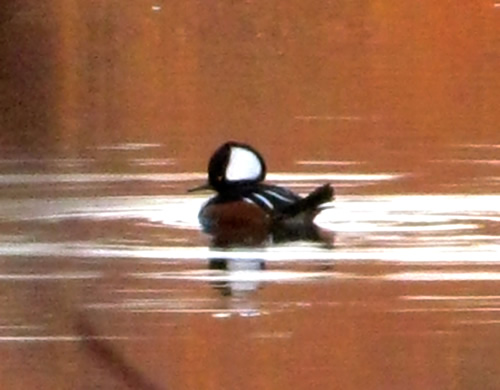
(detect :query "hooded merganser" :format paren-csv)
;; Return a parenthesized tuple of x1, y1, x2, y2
(189, 141, 334, 243)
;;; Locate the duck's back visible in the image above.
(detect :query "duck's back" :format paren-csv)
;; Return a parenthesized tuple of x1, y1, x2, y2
(241, 184, 302, 214)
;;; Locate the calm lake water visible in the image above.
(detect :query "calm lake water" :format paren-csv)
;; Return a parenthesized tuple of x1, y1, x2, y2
(1, 1, 500, 389)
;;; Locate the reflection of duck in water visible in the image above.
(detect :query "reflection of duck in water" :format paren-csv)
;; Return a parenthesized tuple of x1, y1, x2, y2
(190, 141, 335, 246)
(208, 258, 265, 298)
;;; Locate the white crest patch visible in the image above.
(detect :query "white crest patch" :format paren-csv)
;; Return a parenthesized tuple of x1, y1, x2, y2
(225, 146, 263, 182)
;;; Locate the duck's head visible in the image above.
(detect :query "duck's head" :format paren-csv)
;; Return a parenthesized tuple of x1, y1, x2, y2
(190, 141, 266, 193)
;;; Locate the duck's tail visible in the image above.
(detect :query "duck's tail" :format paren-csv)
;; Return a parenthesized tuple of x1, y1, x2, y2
(277, 183, 334, 219)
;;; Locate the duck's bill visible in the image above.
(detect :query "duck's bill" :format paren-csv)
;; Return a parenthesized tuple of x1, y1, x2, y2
(187, 182, 213, 193)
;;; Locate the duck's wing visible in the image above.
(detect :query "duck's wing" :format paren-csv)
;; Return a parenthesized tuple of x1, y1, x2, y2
(243, 184, 302, 213)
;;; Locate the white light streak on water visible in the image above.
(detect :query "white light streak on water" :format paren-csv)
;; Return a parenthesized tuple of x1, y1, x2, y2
(402, 295, 500, 301)
(296, 160, 361, 166)
(86, 300, 264, 315)
(129, 158, 174, 166)
(0, 172, 399, 185)
(315, 195, 500, 232)
(294, 115, 365, 121)
(0, 272, 102, 280)
(326, 223, 477, 233)
(96, 143, 162, 150)
(0, 196, 203, 227)
(0, 242, 498, 263)
(458, 320, 500, 325)
(0, 336, 130, 343)
(391, 308, 500, 313)
(458, 143, 500, 149)
(0, 173, 205, 185)
(131, 270, 342, 282)
(268, 173, 400, 181)
(385, 272, 500, 282)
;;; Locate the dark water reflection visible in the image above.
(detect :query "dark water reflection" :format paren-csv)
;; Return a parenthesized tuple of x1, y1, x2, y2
(1, 1, 500, 389)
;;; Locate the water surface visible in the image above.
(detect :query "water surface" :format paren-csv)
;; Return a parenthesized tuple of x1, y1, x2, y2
(1, 1, 500, 389)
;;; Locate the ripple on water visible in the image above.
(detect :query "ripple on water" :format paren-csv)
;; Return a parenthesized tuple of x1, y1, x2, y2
(0, 193, 498, 265)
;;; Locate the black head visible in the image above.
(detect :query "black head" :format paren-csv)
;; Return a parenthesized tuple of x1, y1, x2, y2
(207, 142, 267, 192)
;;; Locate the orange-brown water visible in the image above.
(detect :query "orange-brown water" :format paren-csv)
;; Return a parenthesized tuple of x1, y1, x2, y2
(0, 1, 500, 389)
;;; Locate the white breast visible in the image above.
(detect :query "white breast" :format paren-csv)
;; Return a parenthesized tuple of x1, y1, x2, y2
(225, 146, 263, 182)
